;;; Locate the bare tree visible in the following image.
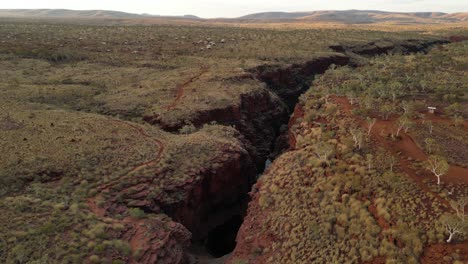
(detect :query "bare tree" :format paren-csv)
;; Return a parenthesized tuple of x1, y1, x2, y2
(425, 155, 449, 185)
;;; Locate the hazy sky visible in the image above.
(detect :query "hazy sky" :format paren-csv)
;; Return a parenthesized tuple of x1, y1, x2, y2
(1, 0, 467, 18)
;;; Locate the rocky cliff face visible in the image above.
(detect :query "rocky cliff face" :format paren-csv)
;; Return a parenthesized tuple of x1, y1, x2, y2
(161, 146, 256, 240)
(252, 54, 350, 109)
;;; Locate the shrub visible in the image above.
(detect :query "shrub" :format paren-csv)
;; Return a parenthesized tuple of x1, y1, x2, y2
(128, 208, 146, 219)
(89, 255, 100, 264)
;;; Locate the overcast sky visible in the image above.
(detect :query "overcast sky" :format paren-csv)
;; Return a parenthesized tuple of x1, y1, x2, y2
(1, 0, 467, 18)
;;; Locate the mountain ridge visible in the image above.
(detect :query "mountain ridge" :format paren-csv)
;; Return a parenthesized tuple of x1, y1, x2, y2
(0, 9, 201, 20)
(0, 9, 466, 24)
(238, 10, 468, 23)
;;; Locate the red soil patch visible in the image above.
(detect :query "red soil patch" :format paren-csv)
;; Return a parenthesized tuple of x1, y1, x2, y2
(368, 202, 390, 232)
(421, 242, 468, 264)
(362, 256, 386, 264)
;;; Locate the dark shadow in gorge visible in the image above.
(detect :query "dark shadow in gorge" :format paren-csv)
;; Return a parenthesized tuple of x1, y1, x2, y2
(205, 215, 243, 258)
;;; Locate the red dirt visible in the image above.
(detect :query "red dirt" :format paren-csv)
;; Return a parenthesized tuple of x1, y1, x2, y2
(362, 256, 386, 264)
(165, 66, 209, 110)
(421, 242, 468, 264)
(368, 202, 390, 232)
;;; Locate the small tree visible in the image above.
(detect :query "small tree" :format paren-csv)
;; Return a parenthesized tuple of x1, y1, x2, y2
(178, 122, 196, 134)
(362, 95, 375, 110)
(425, 155, 449, 185)
(395, 115, 413, 137)
(453, 115, 464, 127)
(379, 104, 393, 120)
(401, 100, 415, 116)
(366, 117, 377, 136)
(425, 120, 433, 134)
(445, 102, 462, 117)
(443, 215, 467, 243)
(424, 138, 436, 154)
(403, 119, 413, 133)
(314, 142, 334, 163)
(350, 127, 364, 150)
(366, 154, 373, 171)
(347, 91, 358, 105)
(389, 81, 403, 102)
(450, 197, 467, 222)
(376, 150, 397, 172)
(388, 155, 397, 172)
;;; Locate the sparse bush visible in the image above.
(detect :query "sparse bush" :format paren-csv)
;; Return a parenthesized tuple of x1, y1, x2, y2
(128, 208, 146, 219)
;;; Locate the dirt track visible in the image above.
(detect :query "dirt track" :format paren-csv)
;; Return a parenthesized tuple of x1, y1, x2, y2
(165, 66, 209, 110)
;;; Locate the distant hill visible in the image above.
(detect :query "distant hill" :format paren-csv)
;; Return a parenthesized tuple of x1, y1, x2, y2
(239, 10, 468, 24)
(0, 9, 465, 24)
(0, 9, 200, 20)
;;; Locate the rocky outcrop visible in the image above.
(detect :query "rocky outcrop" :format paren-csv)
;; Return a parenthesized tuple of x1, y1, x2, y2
(122, 217, 191, 264)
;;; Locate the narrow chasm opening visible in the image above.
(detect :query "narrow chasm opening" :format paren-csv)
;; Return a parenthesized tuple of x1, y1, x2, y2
(205, 215, 243, 257)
